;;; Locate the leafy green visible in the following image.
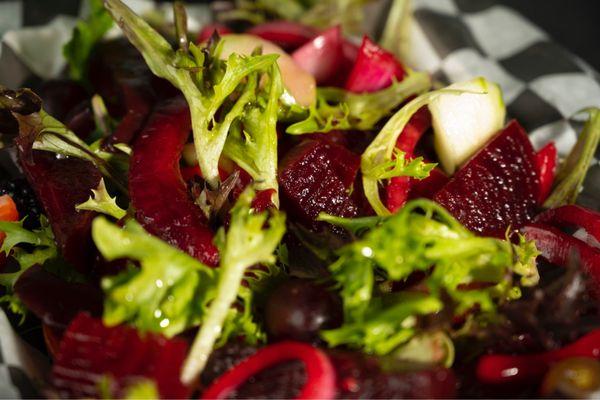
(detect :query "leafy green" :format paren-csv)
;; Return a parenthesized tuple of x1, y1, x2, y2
(12, 109, 129, 193)
(76, 178, 127, 220)
(0, 217, 57, 322)
(223, 63, 283, 205)
(361, 87, 467, 215)
(544, 108, 600, 208)
(362, 148, 437, 182)
(221, 0, 378, 35)
(123, 380, 160, 400)
(321, 199, 539, 355)
(286, 72, 431, 134)
(63, 0, 113, 81)
(92, 188, 286, 384)
(94, 218, 218, 337)
(182, 188, 286, 384)
(105, 0, 281, 198)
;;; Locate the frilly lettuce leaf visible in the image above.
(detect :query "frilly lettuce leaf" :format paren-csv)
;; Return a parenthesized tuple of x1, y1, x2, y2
(321, 199, 539, 356)
(223, 63, 283, 206)
(182, 188, 286, 384)
(105, 0, 281, 198)
(63, 0, 113, 81)
(92, 188, 286, 384)
(76, 178, 127, 219)
(286, 71, 431, 134)
(0, 216, 58, 322)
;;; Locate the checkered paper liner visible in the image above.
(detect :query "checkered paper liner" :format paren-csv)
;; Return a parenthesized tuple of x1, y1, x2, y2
(0, 0, 599, 396)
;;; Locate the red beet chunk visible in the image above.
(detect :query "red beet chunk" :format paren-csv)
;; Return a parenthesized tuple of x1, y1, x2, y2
(345, 36, 406, 93)
(14, 265, 103, 328)
(202, 343, 456, 398)
(408, 167, 449, 201)
(279, 140, 361, 227)
(50, 313, 190, 399)
(129, 98, 218, 265)
(16, 145, 101, 272)
(434, 120, 540, 237)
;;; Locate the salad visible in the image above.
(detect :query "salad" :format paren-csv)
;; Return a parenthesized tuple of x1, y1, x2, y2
(0, 0, 599, 398)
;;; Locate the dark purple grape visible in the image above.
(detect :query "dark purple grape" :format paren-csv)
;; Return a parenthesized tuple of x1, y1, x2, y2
(38, 79, 88, 121)
(0, 178, 41, 229)
(264, 278, 343, 342)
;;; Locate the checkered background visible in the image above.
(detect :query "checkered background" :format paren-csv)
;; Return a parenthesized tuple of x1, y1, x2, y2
(0, 0, 599, 397)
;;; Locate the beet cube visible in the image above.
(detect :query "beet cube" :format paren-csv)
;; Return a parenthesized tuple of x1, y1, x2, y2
(434, 120, 539, 236)
(279, 140, 361, 228)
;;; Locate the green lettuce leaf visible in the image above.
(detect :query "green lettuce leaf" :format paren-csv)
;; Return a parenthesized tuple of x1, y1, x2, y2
(223, 63, 283, 205)
(12, 109, 129, 193)
(0, 216, 58, 322)
(286, 72, 431, 134)
(76, 178, 127, 219)
(322, 199, 539, 356)
(105, 0, 280, 197)
(92, 188, 286, 385)
(63, 0, 113, 81)
(543, 108, 600, 208)
(182, 188, 286, 384)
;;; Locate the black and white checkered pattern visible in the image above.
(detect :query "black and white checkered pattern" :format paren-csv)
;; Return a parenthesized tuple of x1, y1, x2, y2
(407, 0, 600, 209)
(0, 0, 600, 396)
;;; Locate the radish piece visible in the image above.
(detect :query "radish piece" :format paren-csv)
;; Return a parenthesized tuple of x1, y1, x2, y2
(201, 341, 336, 399)
(248, 20, 318, 51)
(345, 36, 406, 93)
(292, 26, 344, 85)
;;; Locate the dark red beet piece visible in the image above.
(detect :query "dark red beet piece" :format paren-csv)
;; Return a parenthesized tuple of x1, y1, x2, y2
(202, 343, 456, 399)
(50, 313, 191, 399)
(15, 144, 101, 272)
(345, 36, 406, 93)
(279, 140, 361, 228)
(408, 167, 449, 201)
(129, 98, 218, 265)
(14, 265, 103, 328)
(434, 120, 540, 237)
(386, 107, 432, 212)
(247, 21, 318, 51)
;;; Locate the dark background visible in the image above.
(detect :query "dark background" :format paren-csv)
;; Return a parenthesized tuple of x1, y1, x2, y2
(18, 0, 600, 72)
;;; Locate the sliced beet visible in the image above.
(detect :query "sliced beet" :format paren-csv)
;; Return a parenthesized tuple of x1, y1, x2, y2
(434, 120, 540, 236)
(50, 313, 190, 399)
(278, 140, 361, 228)
(14, 265, 103, 328)
(247, 21, 318, 51)
(345, 36, 406, 93)
(202, 343, 456, 398)
(408, 167, 449, 201)
(129, 98, 218, 265)
(16, 143, 101, 272)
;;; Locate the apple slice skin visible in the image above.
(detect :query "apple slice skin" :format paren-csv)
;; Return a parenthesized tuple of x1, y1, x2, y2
(129, 98, 219, 266)
(434, 120, 540, 237)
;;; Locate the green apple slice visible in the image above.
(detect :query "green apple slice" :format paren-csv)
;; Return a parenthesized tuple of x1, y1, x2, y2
(220, 34, 316, 107)
(430, 77, 506, 175)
